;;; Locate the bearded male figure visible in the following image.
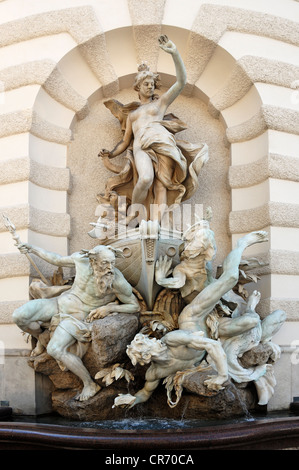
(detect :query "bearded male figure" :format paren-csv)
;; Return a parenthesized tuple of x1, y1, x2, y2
(12, 243, 140, 401)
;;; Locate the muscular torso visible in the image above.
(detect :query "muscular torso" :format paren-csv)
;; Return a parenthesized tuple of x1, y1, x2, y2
(146, 338, 205, 381)
(57, 255, 116, 318)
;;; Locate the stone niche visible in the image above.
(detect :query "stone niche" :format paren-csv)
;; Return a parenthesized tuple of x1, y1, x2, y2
(24, 83, 277, 421)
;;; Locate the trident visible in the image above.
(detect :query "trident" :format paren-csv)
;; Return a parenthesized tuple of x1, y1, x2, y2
(2, 214, 50, 285)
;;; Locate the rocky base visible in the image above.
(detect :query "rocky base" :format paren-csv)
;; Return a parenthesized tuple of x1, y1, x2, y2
(50, 377, 257, 422)
(27, 313, 270, 422)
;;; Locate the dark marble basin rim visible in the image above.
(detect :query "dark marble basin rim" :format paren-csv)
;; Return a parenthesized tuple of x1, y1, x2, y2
(1, 415, 299, 450)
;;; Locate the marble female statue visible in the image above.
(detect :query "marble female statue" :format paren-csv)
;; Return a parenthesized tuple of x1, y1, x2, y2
(98, 35, 208, 222)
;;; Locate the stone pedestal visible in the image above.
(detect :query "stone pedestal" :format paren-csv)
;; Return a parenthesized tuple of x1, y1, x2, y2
(1, 349, 53, 415)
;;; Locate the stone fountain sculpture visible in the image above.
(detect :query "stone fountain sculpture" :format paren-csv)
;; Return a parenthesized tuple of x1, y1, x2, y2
(6, 35, 286, 421)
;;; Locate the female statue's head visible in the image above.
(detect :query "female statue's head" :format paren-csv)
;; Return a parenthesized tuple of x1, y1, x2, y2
(133, 62, 161, 99)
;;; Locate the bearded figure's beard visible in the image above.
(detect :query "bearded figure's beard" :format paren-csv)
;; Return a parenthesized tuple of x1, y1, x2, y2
(90, 259, 114, 295)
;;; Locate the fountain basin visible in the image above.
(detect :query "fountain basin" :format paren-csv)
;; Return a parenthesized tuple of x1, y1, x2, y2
(1, 414, 299, 450)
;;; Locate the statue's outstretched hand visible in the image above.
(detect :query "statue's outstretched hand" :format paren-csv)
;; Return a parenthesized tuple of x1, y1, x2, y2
(155, 255, 172, 281)
(16, 242, 31, 254)
(98, 149, 111, 158)
(112, 393, 137, 409)
(86, 302, 119, 322)
(86, 306, 109, 322)
(158, 35, 176, 54)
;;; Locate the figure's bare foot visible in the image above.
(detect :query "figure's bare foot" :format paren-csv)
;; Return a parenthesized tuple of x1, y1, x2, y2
(204, 374, 228, 392)
(238, 231, 268, 249)
(75, 382, 101, 402)
(31, 340, 45, 357)
(246, 290, 261, 312)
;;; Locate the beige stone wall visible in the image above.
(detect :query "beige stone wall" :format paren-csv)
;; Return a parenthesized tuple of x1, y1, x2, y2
(0, 0, 298, 413)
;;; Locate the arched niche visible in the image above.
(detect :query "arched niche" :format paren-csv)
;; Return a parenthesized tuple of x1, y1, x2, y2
(27, 25, 268, 268)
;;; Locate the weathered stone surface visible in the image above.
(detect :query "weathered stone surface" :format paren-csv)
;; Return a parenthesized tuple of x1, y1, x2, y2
(52, 386, 129, 421)
(50, 367, 257, 421)
(239, 342, 275, 368)
(83, 313, 139, 378)
(183, 369, 227, 397)
(28, 351, 57, 375)
(181, 370, 257, 419)
(28, 352, 82, 390)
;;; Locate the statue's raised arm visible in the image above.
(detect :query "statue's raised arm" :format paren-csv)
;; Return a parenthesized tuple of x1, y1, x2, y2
(98, 35, 208, 223)
(158, 34, 187, 111)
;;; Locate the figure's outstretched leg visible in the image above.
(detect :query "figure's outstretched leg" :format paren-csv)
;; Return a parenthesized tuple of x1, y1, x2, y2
(47, 320, 100, 401)
(246, 290, 261, 313)
(178, 231, 268, 333)
(221, 231, 268, 278)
